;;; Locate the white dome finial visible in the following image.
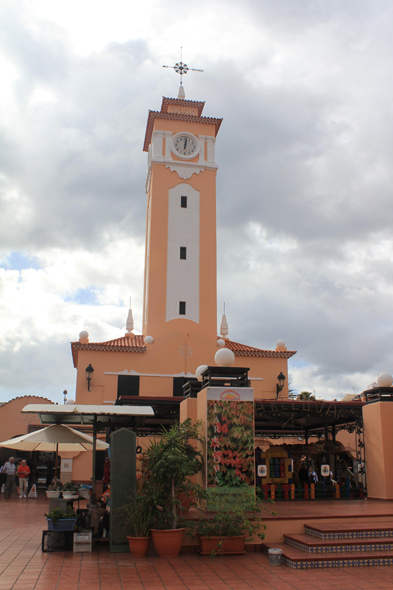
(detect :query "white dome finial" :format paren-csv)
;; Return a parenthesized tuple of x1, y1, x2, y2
(220, 302, 229, 338)
(126, 296, 134, 334)
(178, 84, 185, 99)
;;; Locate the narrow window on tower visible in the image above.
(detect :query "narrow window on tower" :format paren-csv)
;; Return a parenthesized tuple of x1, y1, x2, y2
(180, 246, 187, 260)
(181, 196, 187, 208)
(179, 301, 186, 315)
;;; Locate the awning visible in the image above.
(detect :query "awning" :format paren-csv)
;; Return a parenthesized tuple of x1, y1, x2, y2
(22, 404, 154, 426)
(254, 399, 364, 437)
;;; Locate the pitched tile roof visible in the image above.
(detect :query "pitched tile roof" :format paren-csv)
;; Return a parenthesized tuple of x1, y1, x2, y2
(0, 395, 54, 408)
(71, 335, 296, 368)
(224, 339, 296, 359)
(71, 335, 146, 367)
(161, 97, 205, 116)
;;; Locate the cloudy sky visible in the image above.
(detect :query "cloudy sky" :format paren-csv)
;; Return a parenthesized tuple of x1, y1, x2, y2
(1, 0, 393, 403)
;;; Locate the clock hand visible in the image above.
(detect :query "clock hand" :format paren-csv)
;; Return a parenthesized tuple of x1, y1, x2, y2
(184, 138, 187, 149)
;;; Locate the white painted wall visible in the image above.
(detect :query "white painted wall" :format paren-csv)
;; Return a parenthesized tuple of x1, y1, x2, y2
(166, 183, 200, 323)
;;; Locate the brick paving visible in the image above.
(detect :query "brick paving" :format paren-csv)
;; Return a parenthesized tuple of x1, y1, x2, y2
(1, 493, 393, 589)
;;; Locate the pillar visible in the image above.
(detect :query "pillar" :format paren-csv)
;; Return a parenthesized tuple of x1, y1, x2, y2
(363, 401, 393, 500)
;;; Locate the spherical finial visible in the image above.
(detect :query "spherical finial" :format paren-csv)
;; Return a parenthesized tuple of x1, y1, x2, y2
(144, 335, 154, 345)
(215, 348, 235, 367)
(276, 339, 286, 348)
(377, 372, 393, 387)
(195, 365, 208, 381)
(217, 339, 225, 348)
(79, 330, 89, 339)
(65, 398, 75, 405)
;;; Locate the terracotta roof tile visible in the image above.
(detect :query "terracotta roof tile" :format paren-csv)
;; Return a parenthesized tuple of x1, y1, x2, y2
(71, 335, 146, 367)
(161, 97, 205, 116)
(0, 395, 54, 408)
(223, 339, 296, 359)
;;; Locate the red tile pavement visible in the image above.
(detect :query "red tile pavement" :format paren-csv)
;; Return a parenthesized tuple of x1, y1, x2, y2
(1, 493, 393, 589)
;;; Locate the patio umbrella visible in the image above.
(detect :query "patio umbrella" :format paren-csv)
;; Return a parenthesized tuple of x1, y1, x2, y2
(0, 424, 109, 481)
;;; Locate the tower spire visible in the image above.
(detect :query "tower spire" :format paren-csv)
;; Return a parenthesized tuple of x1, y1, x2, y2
(220, 303, 229, 338)
(126, 296, 134, 334)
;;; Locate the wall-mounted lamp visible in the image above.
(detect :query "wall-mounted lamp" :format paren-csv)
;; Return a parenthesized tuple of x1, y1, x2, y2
(85, 364, 94, 391)
(276, 372, 286, 398)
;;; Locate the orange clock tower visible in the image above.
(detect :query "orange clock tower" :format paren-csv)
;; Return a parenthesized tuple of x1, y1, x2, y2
(142, 95, 222, 345)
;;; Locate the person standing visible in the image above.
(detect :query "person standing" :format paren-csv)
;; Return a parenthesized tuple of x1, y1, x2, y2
(0, 462, 6, 493)
(4, 457, 16, 499)
(17, 460, 31, 498)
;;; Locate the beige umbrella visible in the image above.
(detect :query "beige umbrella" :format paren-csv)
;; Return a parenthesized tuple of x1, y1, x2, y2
(0, 424, 109, 481)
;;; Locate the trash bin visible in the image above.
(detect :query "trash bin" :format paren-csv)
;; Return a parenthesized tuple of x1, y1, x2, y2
(268, 548, 282, 565)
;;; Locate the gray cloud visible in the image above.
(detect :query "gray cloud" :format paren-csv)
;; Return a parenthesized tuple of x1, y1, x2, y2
(1, 0, 393, 400)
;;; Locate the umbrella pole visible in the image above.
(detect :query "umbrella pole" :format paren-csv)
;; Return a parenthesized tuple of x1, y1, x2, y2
(54, 443, 58, 483)
(92, 416, 97, 496)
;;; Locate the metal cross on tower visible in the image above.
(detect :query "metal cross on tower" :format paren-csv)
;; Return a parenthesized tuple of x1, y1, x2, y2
(163, 47, 203, 87)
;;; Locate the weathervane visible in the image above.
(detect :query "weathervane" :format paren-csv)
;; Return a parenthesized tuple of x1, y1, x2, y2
(163, 48, 203, 97)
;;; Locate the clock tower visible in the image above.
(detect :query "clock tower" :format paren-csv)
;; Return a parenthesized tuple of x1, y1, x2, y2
(142, 95, 222, 346)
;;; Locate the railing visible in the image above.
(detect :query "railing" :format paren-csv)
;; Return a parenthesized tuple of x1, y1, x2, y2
(259, 479, 366, 500)
(364, 387, 393, 403)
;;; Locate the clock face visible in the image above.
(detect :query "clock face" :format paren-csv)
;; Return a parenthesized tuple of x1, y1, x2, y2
(173, 135, 198, 158)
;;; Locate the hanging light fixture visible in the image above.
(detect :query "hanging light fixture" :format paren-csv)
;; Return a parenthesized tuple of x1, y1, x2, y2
(85, 364, 94, 391)
(276, 372, 286, 398)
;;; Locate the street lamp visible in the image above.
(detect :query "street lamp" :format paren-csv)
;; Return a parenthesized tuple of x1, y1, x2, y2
(85, 364, 94, 391)
(276, 372, 286, 398)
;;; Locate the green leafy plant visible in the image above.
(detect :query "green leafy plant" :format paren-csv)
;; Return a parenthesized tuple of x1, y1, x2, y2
(45, 506, 76, 525)
(119, 493, 154, 537)
(61, 482, 79, 493)
(207, 400, 254, 487)
(140, 419, 205, 530)
(48, 480, 63, 491)
(185, 490, 275, 557)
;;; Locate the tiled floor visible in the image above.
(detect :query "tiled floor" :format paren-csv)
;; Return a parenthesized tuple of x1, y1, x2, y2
(1, 493, 393, 589)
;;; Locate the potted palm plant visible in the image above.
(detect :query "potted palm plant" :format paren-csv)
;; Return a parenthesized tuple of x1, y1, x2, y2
(141, 419, 205, 558)
(120, 493, 154, 557)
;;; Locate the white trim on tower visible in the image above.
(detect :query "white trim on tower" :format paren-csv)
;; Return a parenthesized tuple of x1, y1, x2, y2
(166, 183, 200, 323)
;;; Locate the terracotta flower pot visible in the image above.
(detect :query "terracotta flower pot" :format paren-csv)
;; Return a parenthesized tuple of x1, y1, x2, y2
(151, 528, 185, 558)
(127, 536, 151, 558)
(199, 535, 245, 555)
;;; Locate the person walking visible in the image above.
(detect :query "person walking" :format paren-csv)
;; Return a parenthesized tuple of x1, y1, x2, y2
(3, 457, 16, 499)
(17, 460, 30, 498)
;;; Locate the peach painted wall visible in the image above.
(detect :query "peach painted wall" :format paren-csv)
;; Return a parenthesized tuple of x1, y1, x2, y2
(74, 343, 290, 405)
(0, 396, 54, 444)
(180, 398, 198, 424)
(363, 401, 393, 500)
(144, 164, 217, 342)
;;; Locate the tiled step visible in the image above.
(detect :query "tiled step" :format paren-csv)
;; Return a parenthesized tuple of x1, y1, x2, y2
(284, 533, 393, 553)
(262, 542, 393, 569)
(305, 522, 393, 540)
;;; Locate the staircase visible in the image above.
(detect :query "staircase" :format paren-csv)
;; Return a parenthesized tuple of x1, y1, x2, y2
(262, 522, 393, 568)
